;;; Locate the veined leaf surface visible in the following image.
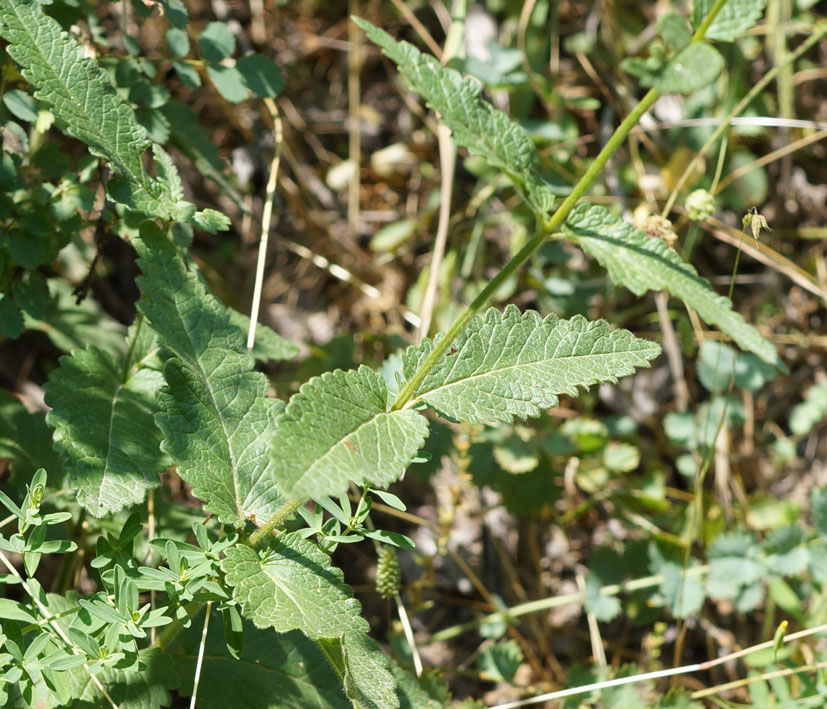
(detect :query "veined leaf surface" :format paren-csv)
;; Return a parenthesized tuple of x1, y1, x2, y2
(223, 536, 398, 709)
(562, 202, 783, 369)
(401, 306, 661, 424)
(0, 0, 188, 218)
(271, 366, 429, 500)
(134, 222, 284, 526)
(355, 18, 554, 220)
(692, 0, 768, 42)
(45, 320, 166, 516)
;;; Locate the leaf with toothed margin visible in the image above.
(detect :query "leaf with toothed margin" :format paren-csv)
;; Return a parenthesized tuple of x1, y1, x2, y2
(222, 536, 398, 709)
(354, 17, 554, 221)
(44, 319, 167, 516)
(270, 366, 429, 500)
(692, 0, 768, 42)
(133, 221, 285, 527)
(400, 305, 661, 425)
(561, 202, 784, 370)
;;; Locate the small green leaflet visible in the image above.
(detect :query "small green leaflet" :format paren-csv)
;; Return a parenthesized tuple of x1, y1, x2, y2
(401, 305, 661, 424)
(692, 0, 768, 42)
(355, 18, 555, 220)
(562, 202, 784, 370)
(271, 366, 429, 500)
(45, 322, 167, 516)
(222, 536, 398, 709)
(134, 222, 285, 527)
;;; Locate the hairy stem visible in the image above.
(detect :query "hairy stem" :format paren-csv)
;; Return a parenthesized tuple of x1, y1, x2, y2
(248, 497, 304, 547)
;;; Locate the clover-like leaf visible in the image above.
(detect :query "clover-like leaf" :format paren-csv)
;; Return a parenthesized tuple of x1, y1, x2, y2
(271, 366, 429, 500)
(134, 222, 284, 527)
(45, 322, 166, 516)
(355, 18, 554, 220)
(401, 306, 660, 424)
(656, 43, 724, 94)
(562, 202, 784, 369)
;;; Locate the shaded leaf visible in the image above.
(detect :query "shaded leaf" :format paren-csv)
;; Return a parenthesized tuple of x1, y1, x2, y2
(164, 612, 350, 709)
(45, 322, 167, 515)
(790, 381, 827, 436)
(237, 54, 285, 98)
(199, 22, 236, 62)
(0, 0, 179, 216)
(0, 391, 62, 481)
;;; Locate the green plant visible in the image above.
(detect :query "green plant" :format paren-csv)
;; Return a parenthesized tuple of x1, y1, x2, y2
(1, 0, 821, 705)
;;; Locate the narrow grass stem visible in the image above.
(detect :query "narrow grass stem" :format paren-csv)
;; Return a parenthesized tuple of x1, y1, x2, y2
(246, 98, 282, 352)
(491, 621, 827, 708)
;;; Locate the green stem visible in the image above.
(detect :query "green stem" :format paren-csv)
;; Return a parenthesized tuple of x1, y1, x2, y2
(248, 497, 304, 547)
(390, 87, 659, 412)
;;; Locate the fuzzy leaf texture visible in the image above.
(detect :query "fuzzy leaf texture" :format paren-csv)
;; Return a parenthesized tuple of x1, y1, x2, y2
(222, 536, 397, 709)
(401, 306, 661, 424)
(133, 222, 285, 526)
(271, 366, 429, 500)
(692, 0, 768, 42)
(0, 0, 188, 218)
(354, 18, 554, 220)
(562, 203, 784, 369)
(44, 320, 167, 515)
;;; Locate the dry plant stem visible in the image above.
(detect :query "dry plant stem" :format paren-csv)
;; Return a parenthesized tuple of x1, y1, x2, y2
(415, 128, 455, 341)
(691, 661, 827, 699)
(705, 215, 827, 301)
(576, 573, 606, 667)
(246, 97, 282, 352)
(347, 0, 361, 241)
(661, 24, 827, 218)
(656, 291, 690, 411)
(416, 0, 466, 342)
(189, 601, 212, 709)
(491, 622, 827, 709)
(394, 593, 423, 677)
(428, 564, 711, 643)
(713, 127, 827, 193)
(0, 548, 120, 709)
(388, 0, 443, 59)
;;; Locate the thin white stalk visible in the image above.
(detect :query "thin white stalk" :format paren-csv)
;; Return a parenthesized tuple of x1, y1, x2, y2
(395, 593, 423, 677)
(246, 97, 282, 352)
(491, 622, 827, 708)
(0, 548, 120, 709)
(190, 601, 213, 709)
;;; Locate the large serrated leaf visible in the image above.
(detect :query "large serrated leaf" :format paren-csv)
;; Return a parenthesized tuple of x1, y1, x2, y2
(133, 222, 284, 527)
(223, 536, 399, 709)
(44, 324, 167, 516)
(338, 631, 398, 709)
(562, 203, 784, 369)
(401, 305, 660, 424)
(164, 614, 350, 709)
(355, 18, 554, 220)
(223, 531, 367, 637)
(692, 0, 768, 42)
(271, 366, 429, 500)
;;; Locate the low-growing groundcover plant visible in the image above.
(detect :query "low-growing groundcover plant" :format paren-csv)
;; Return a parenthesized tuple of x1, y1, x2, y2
(1, 0, 826, 706)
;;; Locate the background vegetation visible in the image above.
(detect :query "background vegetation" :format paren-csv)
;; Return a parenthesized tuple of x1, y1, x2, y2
(1, 0, 827, 706)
